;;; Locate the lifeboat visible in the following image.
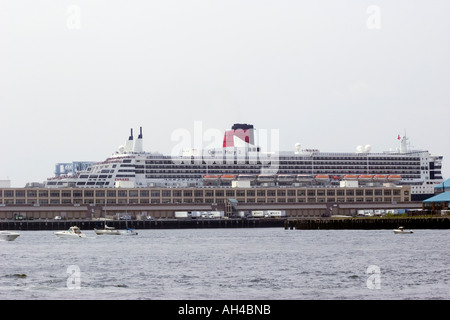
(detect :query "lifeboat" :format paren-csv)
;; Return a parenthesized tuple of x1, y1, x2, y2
(332, 175, 342, 181)
(315, 175, 329, 182)
(203, 175, 220, 181)
(388, 174, 402, 182)
(373, 175, 387, 181)
(220, 175, 236, 181)
(358, 175, 373, 181)
(343, 175, 358, 180)
(257, 174, 276, 182)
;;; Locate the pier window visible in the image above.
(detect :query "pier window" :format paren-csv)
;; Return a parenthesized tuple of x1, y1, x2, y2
(62, 191, 71, 198)
(173, 191, 181, 197)
(96, 190, 105, 197)
(140, 190, 149, 197)
(162, 190, 171, 197)
(107, 190, 116, 197)
(194, 190, 203, 197)
(50, 191, 60, 197)
(16, 190, 25, 197)
(183, 191, 192, 197)
(129, 190, 139, 197)
(215, 190, 224, 197)
(27, 191, 37, 197)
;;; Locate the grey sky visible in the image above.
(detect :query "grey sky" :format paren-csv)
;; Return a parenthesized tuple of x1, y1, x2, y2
(1, 1, 449, 187)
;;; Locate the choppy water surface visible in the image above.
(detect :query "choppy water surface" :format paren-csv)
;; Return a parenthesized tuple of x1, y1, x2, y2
(1, 228, 449, 300)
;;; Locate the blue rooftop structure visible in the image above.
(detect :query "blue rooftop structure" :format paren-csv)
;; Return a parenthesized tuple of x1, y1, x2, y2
(435, 178, 450, 192)
(423, 191, 450, 203)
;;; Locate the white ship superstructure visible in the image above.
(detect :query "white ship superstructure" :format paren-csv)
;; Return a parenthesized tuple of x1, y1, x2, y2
(45, 124, 444, 201)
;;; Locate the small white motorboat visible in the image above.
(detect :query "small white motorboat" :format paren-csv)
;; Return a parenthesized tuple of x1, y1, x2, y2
(393, 226, 413, 234)
(0, 231, 21, 241)
(119, 228, 138, 236)
(54, 226, 87, 239)
(94, 224, 121, 235)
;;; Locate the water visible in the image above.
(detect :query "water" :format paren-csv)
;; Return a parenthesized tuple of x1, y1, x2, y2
(1, 228, 449, 300)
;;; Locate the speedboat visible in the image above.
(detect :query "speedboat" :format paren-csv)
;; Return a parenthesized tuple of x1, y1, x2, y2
(54, 226, 87, 238)
(94, 224, 121, 235)
(119, 228, 138, 236)
(0, 231, 20, 241)
(393, 226, 413, 234)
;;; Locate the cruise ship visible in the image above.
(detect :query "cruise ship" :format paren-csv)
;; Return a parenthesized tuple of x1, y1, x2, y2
(45, 124, 444, 201)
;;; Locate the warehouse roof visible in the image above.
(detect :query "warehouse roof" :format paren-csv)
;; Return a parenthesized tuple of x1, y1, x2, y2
(423, 191, 450, 203)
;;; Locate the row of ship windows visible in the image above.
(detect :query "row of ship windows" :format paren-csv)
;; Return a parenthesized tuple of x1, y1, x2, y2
(143, 158, 421, 164)
(142, 169, 422, 173)
(136, 165, 423, 170)
(76, 171, 424, 179)
(139, 162, 422, 167)
(3, 197, 407, 205)
(141, 174, 422, 178)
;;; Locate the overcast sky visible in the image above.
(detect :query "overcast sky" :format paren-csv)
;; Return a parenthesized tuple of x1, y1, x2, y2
(1, 1, 449, 187)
